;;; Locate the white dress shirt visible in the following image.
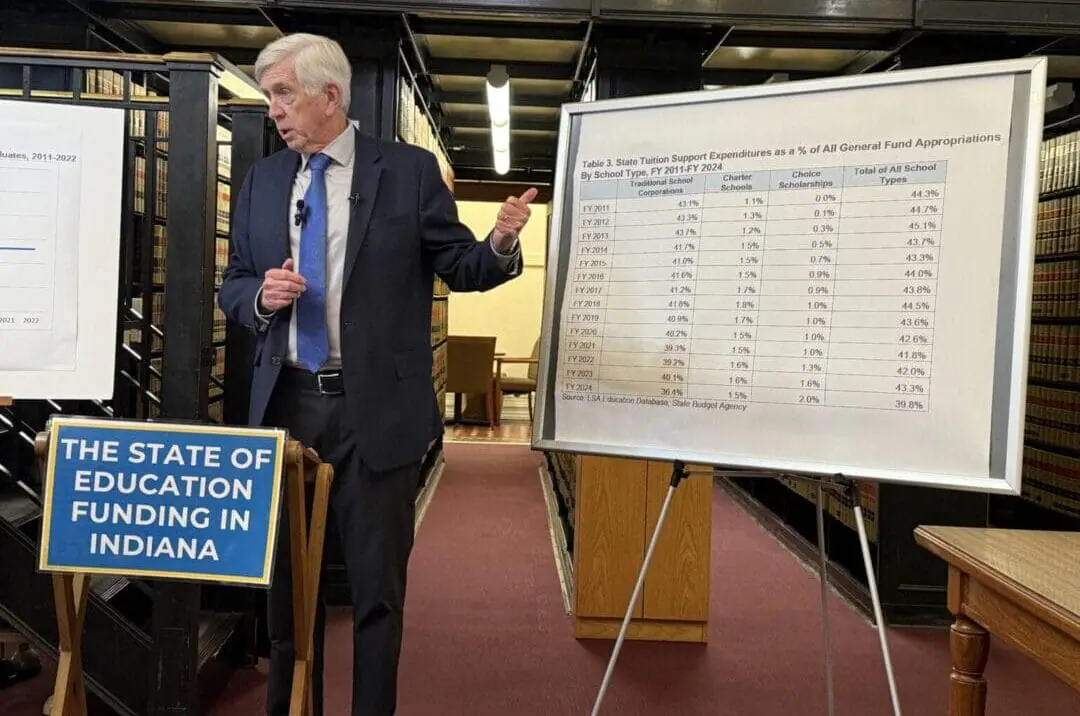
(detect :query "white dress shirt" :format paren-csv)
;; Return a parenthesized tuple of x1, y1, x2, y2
(255, 124, 518, 372)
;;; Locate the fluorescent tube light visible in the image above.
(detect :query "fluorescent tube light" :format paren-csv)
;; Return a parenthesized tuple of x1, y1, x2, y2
(486, 64, 510, 127)
(494, 149, 510, 175)
(487, 64, 512, 174)
(491, 123, 510, 153)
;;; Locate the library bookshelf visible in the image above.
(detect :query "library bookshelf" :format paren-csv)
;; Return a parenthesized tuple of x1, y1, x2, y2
(0, 49, 266, 715)
(76, 67, 236, 424)
(395, 49, 452, 464)
(1024, 125, 1080, 520)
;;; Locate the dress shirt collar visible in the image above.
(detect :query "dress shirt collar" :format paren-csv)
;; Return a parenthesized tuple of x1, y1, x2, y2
(299, 123, 355, 170)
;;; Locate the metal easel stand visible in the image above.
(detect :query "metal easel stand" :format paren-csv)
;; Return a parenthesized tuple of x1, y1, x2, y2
(589, 464, 902, 716)
(590, 460, 696, 716)
(842, 475, 902, 716)
(763, 471, 903, 716)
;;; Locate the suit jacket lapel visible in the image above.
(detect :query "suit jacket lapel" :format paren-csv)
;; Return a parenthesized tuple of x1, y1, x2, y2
(343, 129, 382, 288)
(273, 151, 301, 264)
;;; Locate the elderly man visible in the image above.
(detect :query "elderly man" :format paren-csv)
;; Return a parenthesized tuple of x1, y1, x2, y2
(218, 32, 536, 716)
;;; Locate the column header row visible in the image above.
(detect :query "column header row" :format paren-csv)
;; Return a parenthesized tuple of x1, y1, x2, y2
(579, 161, 948, 200)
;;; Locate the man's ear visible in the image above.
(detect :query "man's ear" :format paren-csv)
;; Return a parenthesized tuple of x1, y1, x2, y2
(324, 82, 343, 116)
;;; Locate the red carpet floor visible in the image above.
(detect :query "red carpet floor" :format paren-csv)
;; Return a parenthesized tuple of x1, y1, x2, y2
(4, 442, 1079, 714)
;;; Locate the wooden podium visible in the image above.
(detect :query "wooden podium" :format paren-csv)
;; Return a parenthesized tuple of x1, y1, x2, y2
(572, 455, 712, 643)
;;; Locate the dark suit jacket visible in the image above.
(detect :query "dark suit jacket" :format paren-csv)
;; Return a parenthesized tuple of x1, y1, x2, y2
(218, 129, 520, 471)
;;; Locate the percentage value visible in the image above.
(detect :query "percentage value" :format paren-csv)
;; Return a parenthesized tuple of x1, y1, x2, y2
(895, 399, 926, 410)
(907, 236, 937, 246)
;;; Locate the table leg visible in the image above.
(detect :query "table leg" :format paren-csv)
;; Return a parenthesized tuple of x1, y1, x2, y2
(949, 616, 989, 716)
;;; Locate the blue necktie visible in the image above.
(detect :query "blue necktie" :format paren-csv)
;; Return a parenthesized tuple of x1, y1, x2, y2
(295, 152, 332, 372)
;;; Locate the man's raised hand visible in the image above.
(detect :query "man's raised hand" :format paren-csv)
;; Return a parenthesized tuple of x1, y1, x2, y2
(492, 187, 539, 250)
(259, 258, 306, 312)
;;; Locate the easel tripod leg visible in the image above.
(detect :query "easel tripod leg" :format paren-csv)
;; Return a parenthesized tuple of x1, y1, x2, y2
(850, 486, 902, 716)
(815, 483, 836, 716)
(286, 448, 311, 716)
(285, 448, 335, 716)
(50, 573, 89, 716)
(302, 465, 332, 715)
(589, 462, 689, 716)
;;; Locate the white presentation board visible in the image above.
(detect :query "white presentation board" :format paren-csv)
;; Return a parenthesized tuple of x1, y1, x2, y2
(532, 57, 1048, 495)
(0, 98, 125, 399)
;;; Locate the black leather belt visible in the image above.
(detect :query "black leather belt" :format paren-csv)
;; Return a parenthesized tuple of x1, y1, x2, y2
(281, 366, 345, 395)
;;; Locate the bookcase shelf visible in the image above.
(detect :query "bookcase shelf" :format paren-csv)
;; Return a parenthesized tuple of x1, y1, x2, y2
(396, 50, 451, 424)
(83, 66, 235, 424)
(0, 49, 261, 716)
(1020, 125, 1080, 520)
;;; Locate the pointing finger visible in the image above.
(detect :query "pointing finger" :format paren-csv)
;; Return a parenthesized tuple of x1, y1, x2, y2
(519, 187, 538, 205)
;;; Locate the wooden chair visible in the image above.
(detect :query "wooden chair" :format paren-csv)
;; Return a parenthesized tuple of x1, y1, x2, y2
(445, 335, 498, 427)
(495, 337, 540, 423)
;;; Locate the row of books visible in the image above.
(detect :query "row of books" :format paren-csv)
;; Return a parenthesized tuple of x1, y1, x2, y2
(397, 74, 452, 189)
(397, 61, 453, 421)
(1031, 258, 1080, 317)
(86, 67, 234, 176)
(547, 452, 578, 538)
(1025, 127, 1080, 517)
(1040, 128, 1080, 196)
(133, 149, 231, 222)
(90, 63, 235, 422)
(1022, 445, 1080, 519)
(130, 160, 231, 237)
(122, 293, 225, 352)
(433, 341, 448, 416)
(1025, 383, 1080, 452)
(1028, 323, 1080, 384)
(1035, 194, 1080, 257)
(431, 298, 448, 346)
(85, 68, 171, 142)
(216, 181, 231, 236)
(133, 154, 168, 220)
(778, 474, 879, 543)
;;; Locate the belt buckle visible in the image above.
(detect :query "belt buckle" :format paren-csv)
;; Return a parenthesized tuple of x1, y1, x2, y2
(316, 371, 342, 395)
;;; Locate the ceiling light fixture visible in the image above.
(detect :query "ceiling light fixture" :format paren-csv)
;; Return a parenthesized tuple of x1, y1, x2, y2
(486, 64, 511, 175)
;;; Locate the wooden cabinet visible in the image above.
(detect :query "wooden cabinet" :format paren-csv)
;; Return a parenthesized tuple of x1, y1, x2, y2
(572, 455, 712, 643)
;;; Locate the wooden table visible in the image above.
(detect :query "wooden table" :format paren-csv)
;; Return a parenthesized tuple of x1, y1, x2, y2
(913, 526, 1080, 716)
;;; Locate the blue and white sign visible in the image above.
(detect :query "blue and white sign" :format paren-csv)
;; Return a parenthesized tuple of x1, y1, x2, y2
(39, 416, 286, 586)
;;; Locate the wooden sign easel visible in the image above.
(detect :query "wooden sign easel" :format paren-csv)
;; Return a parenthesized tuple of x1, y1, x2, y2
(283, 440, 334, 716)
(33, 430, 334, 716)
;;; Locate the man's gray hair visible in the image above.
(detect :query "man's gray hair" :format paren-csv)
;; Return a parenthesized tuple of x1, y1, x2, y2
(255, 33, 352, 112)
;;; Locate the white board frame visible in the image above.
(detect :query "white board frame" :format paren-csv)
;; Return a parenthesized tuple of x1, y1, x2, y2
(532, 57, 1048, 495)
(0, 99, 125, 400)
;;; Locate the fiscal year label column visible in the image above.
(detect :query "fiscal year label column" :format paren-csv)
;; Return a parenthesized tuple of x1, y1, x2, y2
(562, 177, 616, 395)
